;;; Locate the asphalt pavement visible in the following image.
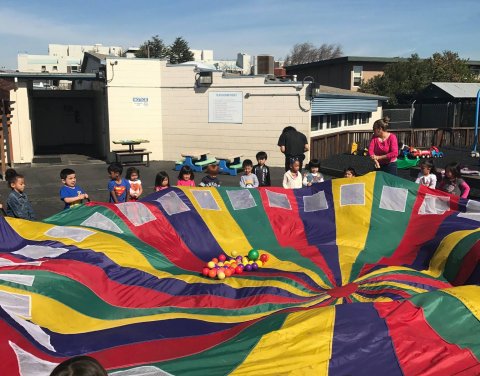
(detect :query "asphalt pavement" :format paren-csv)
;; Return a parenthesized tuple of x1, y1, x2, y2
(2, 146, 479, 220)
(0, 158, 288, 220)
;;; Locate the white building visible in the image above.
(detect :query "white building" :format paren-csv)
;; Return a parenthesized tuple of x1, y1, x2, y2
(190, 50, 252, 75)
(17, 44, 123, 73)
(6, 53, 384, 166)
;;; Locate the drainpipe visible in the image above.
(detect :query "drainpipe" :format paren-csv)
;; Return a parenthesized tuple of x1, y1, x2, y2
(410, 99, 416, 127)
(472, 89, 480, 156)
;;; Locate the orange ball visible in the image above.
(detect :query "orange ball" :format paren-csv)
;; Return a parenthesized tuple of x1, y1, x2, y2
(225, 268, 233, 277)
(208, 269, 217, 278)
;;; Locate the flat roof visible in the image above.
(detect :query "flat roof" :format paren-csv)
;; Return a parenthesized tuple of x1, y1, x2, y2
(315, 85, 388, 101)
(286, 56, 480, 70)
(0, 72, 101, 81)
(286, 56, 404, 70)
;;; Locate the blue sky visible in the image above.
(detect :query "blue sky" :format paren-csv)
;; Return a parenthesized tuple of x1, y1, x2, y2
(1, 0, 479, 69)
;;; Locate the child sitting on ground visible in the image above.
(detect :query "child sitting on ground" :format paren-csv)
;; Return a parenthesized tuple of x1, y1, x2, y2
(154, 171, 170, 191)
(283, 158, 303, 189)
(126, 167, 143, 201)
(343, 167, 357, 178)
(200, 164, 221, 187)
(107, 163, 130, 203)
(60, 168, 89, 209)
(437, 162, 470, 198)
(5, 169, 35, 220)
(415, 159, 437, 189)
(253, 151, 271, 187)
(302, 159, 324, 186)
(177, 166, 195, 187)
(240, 159, 259, 188)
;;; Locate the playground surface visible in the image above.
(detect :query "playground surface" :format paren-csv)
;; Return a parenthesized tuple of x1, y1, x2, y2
(1, 146, 479, 220)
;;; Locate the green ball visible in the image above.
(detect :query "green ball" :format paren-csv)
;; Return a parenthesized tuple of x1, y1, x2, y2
(248, 249, 259, 261)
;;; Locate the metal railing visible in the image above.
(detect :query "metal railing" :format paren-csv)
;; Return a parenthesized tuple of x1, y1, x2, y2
(310, 127, 477, 160)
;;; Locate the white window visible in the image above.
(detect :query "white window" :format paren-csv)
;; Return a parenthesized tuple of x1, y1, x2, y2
(227, 189, 257, 210)
(347, 113, 357, 126)
(81, 212, 123, 233)
(156, 191, 190, 216)
(353, 65, 363, 86)
(45, 226, 94, 242)
(303, 191, 329, 212)
(379, 186, 408, 212)
(192, 190, 221, 211)
(340, 183, 365, 206)
(311, 116, 323, 131)
(266, 190, 292, 210)
(116, 202, 156, 226)
(360, 112, 371, 124)
(418, 194, 450, 215)
(328, 114, 340, 129)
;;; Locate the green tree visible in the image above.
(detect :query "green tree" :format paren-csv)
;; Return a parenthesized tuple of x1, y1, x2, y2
(360, 51, 477, 105)
(136, 35, 169, 59)
(169, 37, 194, 64)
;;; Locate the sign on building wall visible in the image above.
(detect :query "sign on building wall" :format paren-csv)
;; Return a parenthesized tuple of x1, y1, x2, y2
(132, 97, 149, 108)
(208, 92, 243, 123)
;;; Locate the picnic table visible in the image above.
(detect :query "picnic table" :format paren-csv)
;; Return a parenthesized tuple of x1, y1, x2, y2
(112, 139, 151, 167)
(175, 150, 216, 172)
(216, 154, 243, 176)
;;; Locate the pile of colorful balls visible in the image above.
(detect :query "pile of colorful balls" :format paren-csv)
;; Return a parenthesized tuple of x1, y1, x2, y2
(202, 249, 270, 280)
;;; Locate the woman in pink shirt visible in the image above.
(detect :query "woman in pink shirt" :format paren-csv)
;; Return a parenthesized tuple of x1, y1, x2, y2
(368, 119, 398, 175)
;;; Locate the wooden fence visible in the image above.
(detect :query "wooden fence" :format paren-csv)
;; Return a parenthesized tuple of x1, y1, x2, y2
(310, 128, 478, 160)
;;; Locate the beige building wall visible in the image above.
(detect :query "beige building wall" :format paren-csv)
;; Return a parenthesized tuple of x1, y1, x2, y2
(10, 82, 34, 163)
(105, 57, 163, 160)
(160, 64, 311, 167)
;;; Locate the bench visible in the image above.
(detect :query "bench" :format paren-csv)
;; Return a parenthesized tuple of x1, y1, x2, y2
(175, 150, 216, 172)
(113, 148, 146, 153)
(114, 151, 151, 167)
(216, 155, 243, 176)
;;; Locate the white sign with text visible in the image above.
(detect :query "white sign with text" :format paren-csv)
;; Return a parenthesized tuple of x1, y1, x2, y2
(208, 92, 243, 123)
(132, 97, 149, 108)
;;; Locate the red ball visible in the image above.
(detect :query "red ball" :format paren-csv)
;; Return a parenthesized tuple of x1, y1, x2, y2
(208, 269, 217, 278)
(218, 267, 225, 274)
(202, 267, 210, 276)
(218, 254, 226, 262)
(260, 254, 269, 263)
(225, 268, 233, 277)
(235, 265, 244, 274)
(212, 258, 219, 264)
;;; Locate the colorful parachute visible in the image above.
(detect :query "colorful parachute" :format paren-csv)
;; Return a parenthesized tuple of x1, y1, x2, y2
(0, 172, 480, 375)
